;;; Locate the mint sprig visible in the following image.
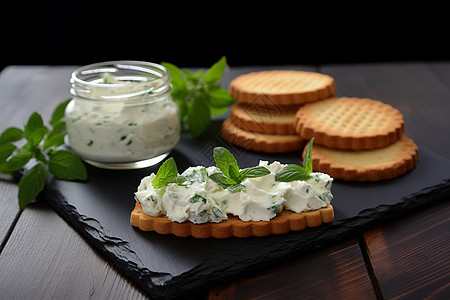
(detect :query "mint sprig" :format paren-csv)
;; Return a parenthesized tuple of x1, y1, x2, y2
(151, 157, 188, 189)
(275, 138, 315, 182)
(209, 147, 270, 192)
(0, 98, 87, 209)
(161, 57, 236, 138)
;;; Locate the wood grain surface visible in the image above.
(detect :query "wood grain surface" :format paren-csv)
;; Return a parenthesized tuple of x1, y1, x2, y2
(209, 238, 376, 299)
(363, 200, 450, 300)
(0, 62, 449, 299)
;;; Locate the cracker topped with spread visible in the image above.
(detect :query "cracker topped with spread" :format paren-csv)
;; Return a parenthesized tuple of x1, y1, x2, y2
(131, 140, 335, 238)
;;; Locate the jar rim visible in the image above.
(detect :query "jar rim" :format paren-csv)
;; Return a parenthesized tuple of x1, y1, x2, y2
(70, 60, 171, 102)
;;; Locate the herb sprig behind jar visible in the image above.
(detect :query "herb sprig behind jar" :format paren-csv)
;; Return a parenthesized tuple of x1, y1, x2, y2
(161, 56, 236, 138)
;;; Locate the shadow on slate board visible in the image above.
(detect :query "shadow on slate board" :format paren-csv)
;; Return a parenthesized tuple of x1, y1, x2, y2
(41, 120, 450, 300)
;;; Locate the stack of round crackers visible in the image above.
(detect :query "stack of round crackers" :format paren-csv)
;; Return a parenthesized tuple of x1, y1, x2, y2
(294, 96, 419, 181)
(222, 70, 419, 182)
(222, 70, 336, 153)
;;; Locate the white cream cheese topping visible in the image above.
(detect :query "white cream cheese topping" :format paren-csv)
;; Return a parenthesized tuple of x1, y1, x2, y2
(135, 161, 333, 223)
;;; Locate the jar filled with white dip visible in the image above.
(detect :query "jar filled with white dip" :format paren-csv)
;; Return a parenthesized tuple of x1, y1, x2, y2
(66, 61, 180, 169)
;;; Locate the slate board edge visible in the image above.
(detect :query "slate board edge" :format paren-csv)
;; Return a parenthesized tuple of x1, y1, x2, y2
(39, 177, 450, 300)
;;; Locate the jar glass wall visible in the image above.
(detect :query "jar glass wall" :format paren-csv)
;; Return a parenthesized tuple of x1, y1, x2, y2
(66, 61, 180, 169)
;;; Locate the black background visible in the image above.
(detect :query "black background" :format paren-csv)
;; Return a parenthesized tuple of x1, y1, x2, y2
(1, 2, 449, 71)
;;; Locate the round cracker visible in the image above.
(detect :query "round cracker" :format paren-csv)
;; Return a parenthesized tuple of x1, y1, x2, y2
(294, 97, 405, 150)
(229, 70, 336, 106)
(131, 202, 334, 238)
(304, 135, 419, 182)
(229, 103, 300, 135)
(221, 118, 306, 153)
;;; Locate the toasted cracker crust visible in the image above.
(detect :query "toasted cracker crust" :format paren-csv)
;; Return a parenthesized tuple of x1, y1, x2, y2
(294, 97, 405, 150)
(304, 135, 419, 182)
(229, 103, 300, 135)
(229, 70, 336, 106)
(131, 202, 334, 238)
(221, 118, 306, 153)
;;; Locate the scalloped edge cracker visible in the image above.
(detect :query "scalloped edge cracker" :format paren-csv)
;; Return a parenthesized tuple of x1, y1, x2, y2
(131, 202, 334, 238)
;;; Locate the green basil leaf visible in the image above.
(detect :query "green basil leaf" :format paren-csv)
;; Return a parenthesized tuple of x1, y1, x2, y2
(303, 137, 314, 174)
(28, 144, 48, 164)
(0, 143, 16, 162)
(187, 96, 211, 138)
(0, 127, 23, 145)
(227, 183, 246, 193)
(151, 157, 178, 189)
(24, 112, 45, 140)
(27, 127, 47, 147)
(18, 163, 47, 209)
(239, 166, 271, 179)
(275, 164, 310, 182)
(50, 120, 67, 135)
(228, 164, 240, 182)
(213, 147, 239, 178)
(209, 106, 229, 117)
(161, 62, 185, 88)
(44, 132, 65, 150)
(193, 69, 204, 79)
(207, 86, 236, 108)
(183, 68, 197, 80)
(6, 151, 33, 171)
(0, 161, 11, 174)
(167, 175, 188, 185)
(48, 150, 87, 181)
(50, 98, 71, 126)
(208, 172, 237, 188)
(202, 56, 227, 85)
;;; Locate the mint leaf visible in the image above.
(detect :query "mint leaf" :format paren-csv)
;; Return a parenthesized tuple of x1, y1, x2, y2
(6, 151, 33, 171)
(275, 138, 315, 182)
(239, 166, 271, 179)
(209, 106, 229, 117)
(18, 163, 47, 209)
(208, 172, 237, 188)
(202, 56, 227, 85)
(161, 62, 185, 87)
(227, 183, 246, 193)
(187, 96, 211, 138)
(167, 175, 188, 185)
(303, 137, 314, 174)
(27, 127, 47, 147)
(183, 68, 197, 80)
(0, 143, 16, 162)
(24, 112, 45, 141)
(228, 164, 240, 181)
(50, 98, 71, 126)
(207, 86, 236, 108)
(28, 144, 48, 164)
(162, 57, 234, 137)
(44, 132, 65, 150)
(213, 147, 239, 178)
(151, 157, 178, 189)
(275, 164, 310, 182)
(0, 127, 23, 145)
(48, 150, 87, 181)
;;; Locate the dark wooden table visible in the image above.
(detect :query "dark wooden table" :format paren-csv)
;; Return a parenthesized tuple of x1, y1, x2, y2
(0, 62, 449, 299)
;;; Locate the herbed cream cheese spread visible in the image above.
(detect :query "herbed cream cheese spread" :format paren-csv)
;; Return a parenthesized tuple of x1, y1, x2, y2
(66, 72, 180, 164)
(135, 160, 333, 224)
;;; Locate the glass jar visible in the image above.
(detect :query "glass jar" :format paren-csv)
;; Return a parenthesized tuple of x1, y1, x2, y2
(66, 61, 180, 169)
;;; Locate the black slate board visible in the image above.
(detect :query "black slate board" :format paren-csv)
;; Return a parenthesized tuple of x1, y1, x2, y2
(41, 120, 450, 300)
